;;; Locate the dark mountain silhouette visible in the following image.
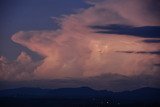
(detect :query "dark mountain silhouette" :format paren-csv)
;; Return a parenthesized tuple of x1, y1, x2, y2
(0, 87, 160, 107)
(0, 87, 110, 98)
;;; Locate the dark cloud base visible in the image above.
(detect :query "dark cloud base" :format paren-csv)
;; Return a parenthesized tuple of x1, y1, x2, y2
(0, 73, 159, 91)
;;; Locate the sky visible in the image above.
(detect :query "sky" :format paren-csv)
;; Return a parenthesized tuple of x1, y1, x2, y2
(0, 0, 160, 91)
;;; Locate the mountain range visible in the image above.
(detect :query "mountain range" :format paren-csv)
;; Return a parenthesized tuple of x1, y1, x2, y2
(0, 87, 160, 107)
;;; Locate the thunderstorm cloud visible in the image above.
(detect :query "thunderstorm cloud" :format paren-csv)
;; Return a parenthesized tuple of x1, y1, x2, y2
(0, 0, 160, 90)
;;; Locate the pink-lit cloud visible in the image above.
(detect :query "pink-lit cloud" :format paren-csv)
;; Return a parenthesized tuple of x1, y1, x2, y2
(0, 52, 38, 80)
(3, 0, 160, 80)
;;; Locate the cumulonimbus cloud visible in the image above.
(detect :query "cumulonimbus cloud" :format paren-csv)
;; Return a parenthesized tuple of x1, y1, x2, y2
(5, 0, 160, 80)
(0, 52, 39, 80)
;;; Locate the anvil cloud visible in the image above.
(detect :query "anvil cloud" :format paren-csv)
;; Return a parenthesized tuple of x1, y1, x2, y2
(1, 0, 160, 83)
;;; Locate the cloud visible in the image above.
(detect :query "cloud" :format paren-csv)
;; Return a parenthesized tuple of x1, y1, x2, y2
(0, 52, 39, 81)
(17, 52, 32, 63)
(86, 0, 160, 26)
(8, 0, 160, 82)
(11, 30, 160, 79)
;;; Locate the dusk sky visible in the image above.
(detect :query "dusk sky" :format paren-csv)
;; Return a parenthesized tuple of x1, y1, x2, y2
(0, 0, 160, 91)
